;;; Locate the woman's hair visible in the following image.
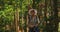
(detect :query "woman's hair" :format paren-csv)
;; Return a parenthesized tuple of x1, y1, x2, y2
(28, 9, 37, 15)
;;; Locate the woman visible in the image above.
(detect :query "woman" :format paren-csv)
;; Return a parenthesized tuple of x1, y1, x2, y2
(27, 9, 40, 32)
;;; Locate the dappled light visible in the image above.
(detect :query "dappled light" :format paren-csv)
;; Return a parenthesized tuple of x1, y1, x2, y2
(0, 0, 60, 32)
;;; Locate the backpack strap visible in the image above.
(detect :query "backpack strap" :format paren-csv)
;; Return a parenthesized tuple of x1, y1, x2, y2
(28, 15, 31, 23)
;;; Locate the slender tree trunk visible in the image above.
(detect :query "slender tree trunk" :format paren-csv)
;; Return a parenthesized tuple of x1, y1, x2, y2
(32, 0, 35, 9)
(53, 0, 58, 32)
(44, 0, 48, 32)
(14, 8, 19, 32)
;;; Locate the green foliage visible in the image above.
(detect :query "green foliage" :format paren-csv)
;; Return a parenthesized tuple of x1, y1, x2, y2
(0, 0, 59, 32)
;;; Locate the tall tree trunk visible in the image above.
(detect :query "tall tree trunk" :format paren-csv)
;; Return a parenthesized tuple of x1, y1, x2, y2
(14, 8, 19, 32)
(53, 0, 58, 32)
(32, 0, 36, 9)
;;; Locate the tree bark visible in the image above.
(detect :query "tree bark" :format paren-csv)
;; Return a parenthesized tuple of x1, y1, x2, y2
(53, 0, 58, 32)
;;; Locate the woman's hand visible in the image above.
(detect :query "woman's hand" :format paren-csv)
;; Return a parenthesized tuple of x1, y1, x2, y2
(28, 24, 34, 28)
(35, 24, 39, 27)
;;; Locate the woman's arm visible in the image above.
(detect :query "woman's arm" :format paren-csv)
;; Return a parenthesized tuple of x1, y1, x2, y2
(37, 16, 40, 24)
(35, 16, 40, 26)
